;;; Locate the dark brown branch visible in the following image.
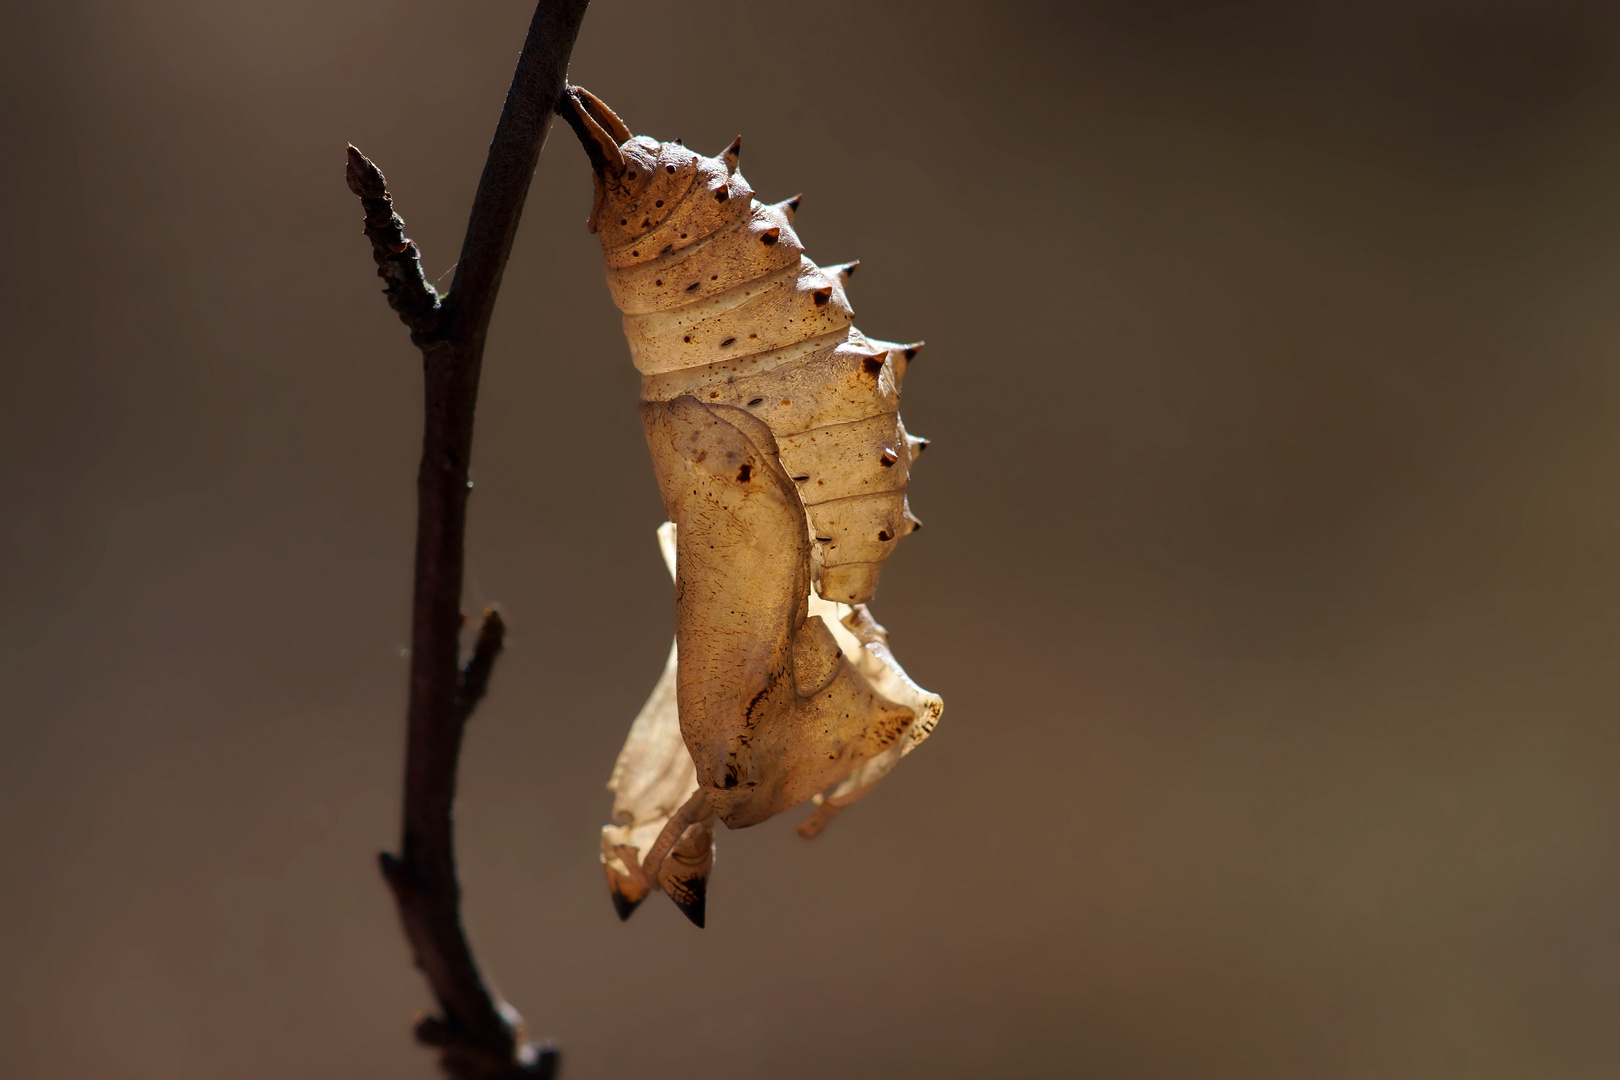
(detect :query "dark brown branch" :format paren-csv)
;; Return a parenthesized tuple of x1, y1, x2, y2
(438, 3, 587, 349)
(348, 2, 592, 1077)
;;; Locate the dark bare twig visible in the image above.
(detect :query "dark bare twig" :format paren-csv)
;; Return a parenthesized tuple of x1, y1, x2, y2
(348, 2, 592, 1077)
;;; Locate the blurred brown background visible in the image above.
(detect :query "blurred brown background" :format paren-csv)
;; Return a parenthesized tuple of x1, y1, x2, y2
(3, 0, 1619, 1076)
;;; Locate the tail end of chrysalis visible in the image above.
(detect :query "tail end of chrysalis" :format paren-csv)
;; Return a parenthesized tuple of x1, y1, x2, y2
(656, 819, 715, 929)
(606, 868, 648, 922)
(666, 874, 707, 929)
(603, 844, 651, 922)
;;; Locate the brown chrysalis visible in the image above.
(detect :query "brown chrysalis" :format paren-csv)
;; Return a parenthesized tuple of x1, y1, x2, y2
(564, 87, 942, 927)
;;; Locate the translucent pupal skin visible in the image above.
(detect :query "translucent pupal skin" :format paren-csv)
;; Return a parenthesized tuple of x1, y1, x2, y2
(566, 87, 926, 605)
(568, 87, 941, 926)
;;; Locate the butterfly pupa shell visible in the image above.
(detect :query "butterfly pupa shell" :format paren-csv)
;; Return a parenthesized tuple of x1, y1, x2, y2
(569, 87, 942, 925)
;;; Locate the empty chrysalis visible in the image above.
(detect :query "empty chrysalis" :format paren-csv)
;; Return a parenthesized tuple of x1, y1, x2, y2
(563, 86, 942, 927)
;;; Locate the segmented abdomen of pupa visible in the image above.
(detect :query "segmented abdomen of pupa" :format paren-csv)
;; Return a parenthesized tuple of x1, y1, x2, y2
(570, 92, 926, 604)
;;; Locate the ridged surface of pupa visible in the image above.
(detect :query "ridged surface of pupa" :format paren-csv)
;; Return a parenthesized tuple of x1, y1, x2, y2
(564, 87, 942, 927)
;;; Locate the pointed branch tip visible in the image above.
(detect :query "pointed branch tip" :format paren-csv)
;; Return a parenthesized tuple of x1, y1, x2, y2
(345, 144, 386, 200)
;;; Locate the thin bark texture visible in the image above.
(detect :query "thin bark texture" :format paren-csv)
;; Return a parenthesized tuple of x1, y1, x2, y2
(347, 2, 591, 1077)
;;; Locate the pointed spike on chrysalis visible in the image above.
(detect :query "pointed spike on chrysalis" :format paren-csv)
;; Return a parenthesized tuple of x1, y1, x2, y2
(721, 135, 742, 173)
(905, 509, 925, 534)
(812, 285, 833, 306)
(892, 340, 924, 387)
(860, 349, 887, 377)
(830, 260, 859, 285)
(759, 226, 781, 246)
(906, 433, 931, 461)
(775, 194, 802, 221)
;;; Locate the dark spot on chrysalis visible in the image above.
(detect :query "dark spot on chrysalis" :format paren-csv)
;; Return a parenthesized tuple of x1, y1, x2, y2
(715, 187, 729, 202)
(792, 474, 810, 482)
(748, 397, 764, 406)
(815, 534, 832, 542)
(661, 244, 673, 254)
(686, 282, 700, 292)
(666, 163, 677, 171)
(721, 337, 736, 347)
(655, 279, 663, 286)
(619, 219, 627, 226)
(737, 463, 752, 482)
(680, 232, 688, 238)
(861, 355, 884, 375)
(655, 200, 664, 207)
(721, 771, 738, 789)
(631, 250, 639, 257)
(813, 288, 832, 306)
(684, 335, 692, 343)
(709, 391, 718, 398)
(641, 218, 649, 227)
(627, 171, 636, 179)
(711, 274, 718, 280)
(877, 530, 893, 542)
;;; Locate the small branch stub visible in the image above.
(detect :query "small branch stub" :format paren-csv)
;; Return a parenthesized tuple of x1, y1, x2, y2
(346, 145, 441, 337)
(456, 608, 506, 721)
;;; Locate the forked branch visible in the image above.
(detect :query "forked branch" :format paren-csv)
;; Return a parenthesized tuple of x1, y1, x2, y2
(346, 2, 592, 1077)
